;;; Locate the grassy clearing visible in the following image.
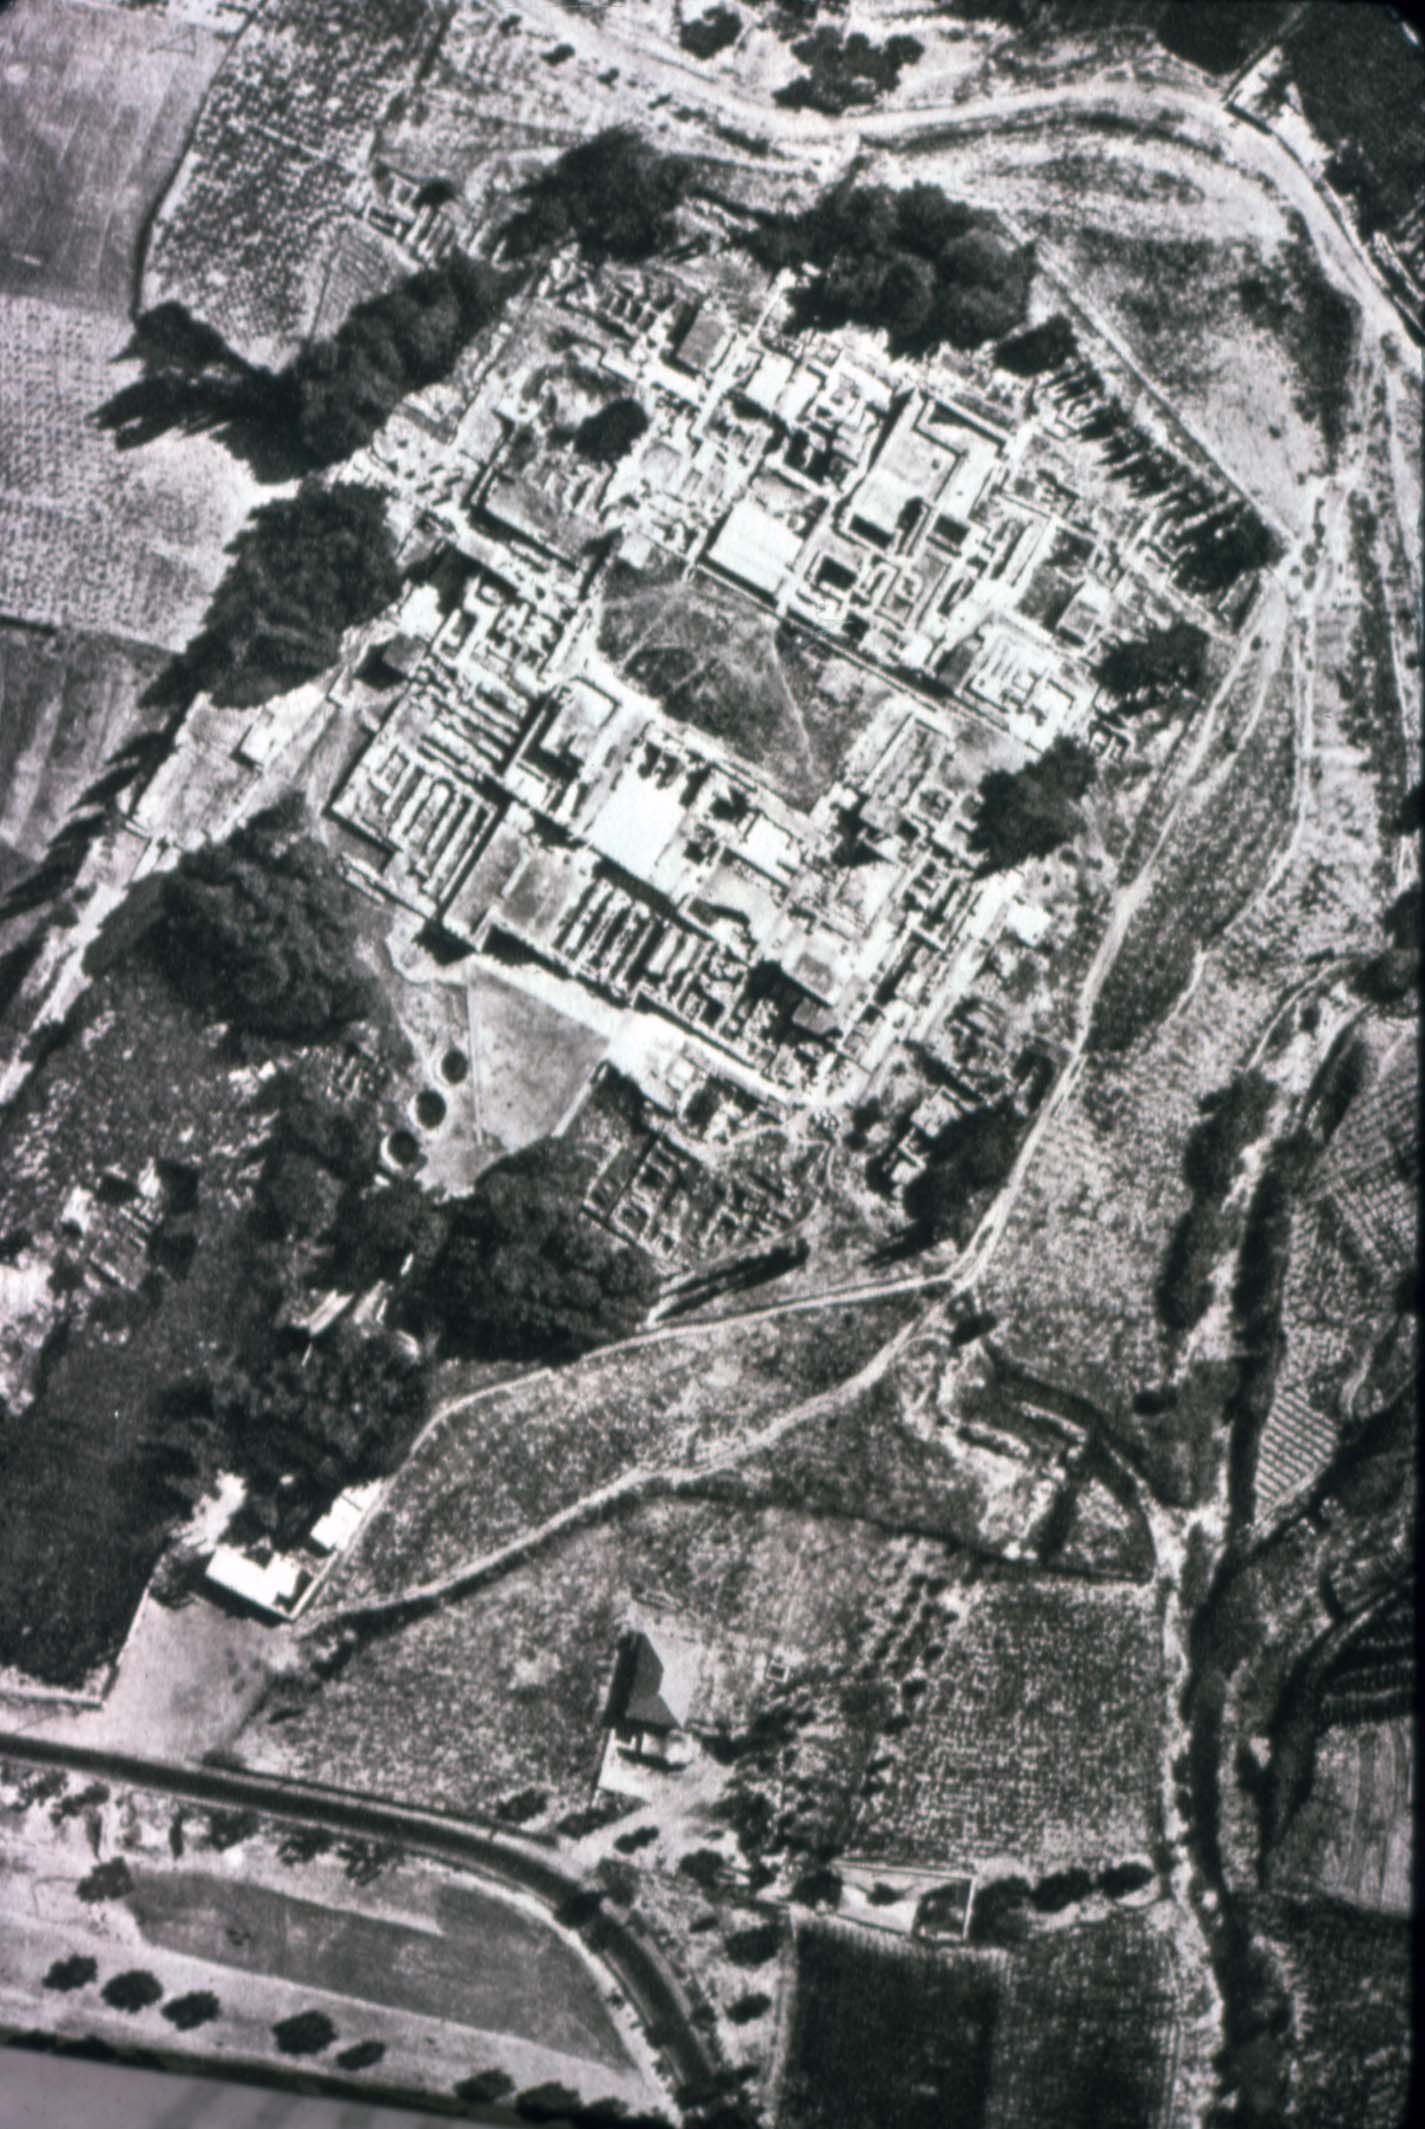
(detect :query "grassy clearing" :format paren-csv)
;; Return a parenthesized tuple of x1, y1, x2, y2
(129, 1869, 626, 2069)
(598, 568, 838, 807)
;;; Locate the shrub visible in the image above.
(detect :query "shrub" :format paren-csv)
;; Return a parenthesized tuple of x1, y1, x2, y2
(1099, 1860, 1154, 1898)
(725, 1921, 781, 1966)
(727, 1991, 773, 2024)
(162, 1991, 221, 2030)
(204, 1808, 260, 1852)
(677, 1849, 727, 1892)
(273, 2009, 337, 2056)
(1030, 1865, 1093, 1912)
(102, 1970, 164, 2015)
(43, 1956, 98, 1992)
(456, 2069, 515, 2103)
(77, 1859, 133, 1904)
(495, 1788, 548, 1825)
(516, 2082, 584, 2122)
(337, 2039, 387, 2070)
(994, 313, 1077, 373)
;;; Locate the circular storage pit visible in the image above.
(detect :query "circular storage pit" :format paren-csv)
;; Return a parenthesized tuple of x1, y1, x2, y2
(387, 1128, 420, 1168)
(441, 1047, 469, 1085)
(415, 1089, 447, 1131)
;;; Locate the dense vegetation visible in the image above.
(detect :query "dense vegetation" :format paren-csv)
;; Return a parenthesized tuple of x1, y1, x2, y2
(1283, 4, 1424, 242)
(500, 128, 694, 264)
(154, 800, 379, 1040)
(152, 483, 402, 711)
(904, 1099, 1023, 1242)
(967, 735, 1096, 872)
(748, 181, 1034, 353)
(775, 29, 924, 113)
(994, 312, 1079, 375)
(288, 252, 509, 465)
(217, 1323, 429, 1524)
(107, 251, 510, 477)
(1154, 1070, 1273, 1334)
(1095, 619, 1209, 710)
(420, 1138, 659, 1360)
(681, 5, 742, 58)
(942, 0, 1292, 76)
(573, 395, 651, 465)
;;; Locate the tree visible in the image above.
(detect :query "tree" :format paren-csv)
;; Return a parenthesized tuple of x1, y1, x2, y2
(1096, 621, 1209, 708)
(77, 1858, 133, 1904)
(750, 179, 1034, 355)
(775, 29, 923, 115)
(44, 1955, 98, 1992)
(421, 1139, 659, 1360)
(790, 1863, 843, 1908)
(502, 129, 693, 264)
(102, 1970, 163, 2014)
(162, 1991, 221, 2030)
(273, 2009, 337, 2057)
(155, 801, 378, 1040)
(456, 2069, 515, 2103)
(681, 6, 741, 58)
(573, 396, 650, 465)
(337, 2039, 387, 2070)
(335, 1175, 450, 1288)
(218, 1321, 430, 1497)
(292, 254, 510, 465)
(156, 483, 401, 711)
(904, 1099, 1022, 1241)
(966, 735, 1096, 872)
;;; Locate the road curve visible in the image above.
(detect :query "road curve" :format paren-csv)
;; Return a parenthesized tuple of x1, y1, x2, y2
(0, 1729, 715, 2107)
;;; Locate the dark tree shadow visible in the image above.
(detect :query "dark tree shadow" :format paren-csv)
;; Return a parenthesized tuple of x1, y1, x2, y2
(94, 305, 313, 485)
(93, 367, 314, 486)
